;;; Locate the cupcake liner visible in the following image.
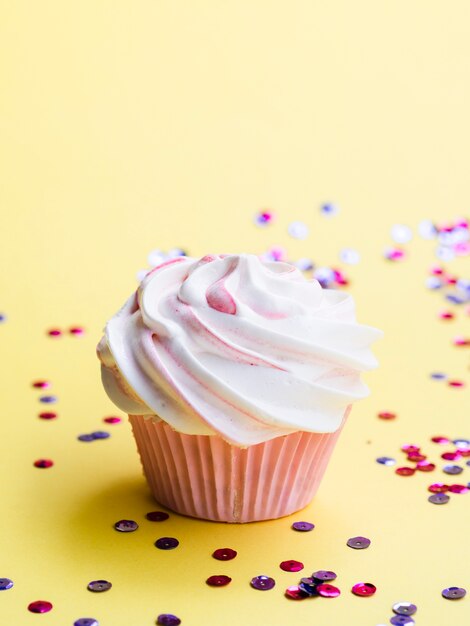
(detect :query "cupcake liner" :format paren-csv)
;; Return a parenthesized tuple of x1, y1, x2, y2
(129, 409, 349, 523)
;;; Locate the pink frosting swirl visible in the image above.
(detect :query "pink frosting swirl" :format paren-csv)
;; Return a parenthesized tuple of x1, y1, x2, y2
(98, 254, 382, 445)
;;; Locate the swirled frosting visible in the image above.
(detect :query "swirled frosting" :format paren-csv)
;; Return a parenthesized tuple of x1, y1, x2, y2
(98, 254, 382, 446)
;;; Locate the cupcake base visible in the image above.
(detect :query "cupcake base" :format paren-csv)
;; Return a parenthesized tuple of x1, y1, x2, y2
(129, 411, 349, 523)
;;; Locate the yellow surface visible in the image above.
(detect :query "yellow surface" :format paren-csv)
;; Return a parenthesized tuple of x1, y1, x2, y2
(1, 2, 470, 625)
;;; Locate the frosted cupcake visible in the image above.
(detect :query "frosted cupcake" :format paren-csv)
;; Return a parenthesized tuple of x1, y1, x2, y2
(97, 254, 381, 522)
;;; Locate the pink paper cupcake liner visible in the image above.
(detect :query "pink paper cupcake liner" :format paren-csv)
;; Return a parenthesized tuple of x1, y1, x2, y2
(129, 409, 349, 523)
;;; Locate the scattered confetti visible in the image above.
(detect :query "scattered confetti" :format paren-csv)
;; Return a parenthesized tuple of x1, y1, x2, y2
(376, 457, 396, 466)
(431, 436, 449, 444)
(339, 248, 360, 265)
(212, 548, 237, 561)
(428, 483, 449, 493)
(103, 416, 122, 424)
(28, 600, 53, 613)
(384, 247, 405, 261)
(448, 484, 469, 494)
(351, 582, 376, 597)
(428, 493, 450, 505)
(206, 575, 232, 587)
(377, 411, 396, 420)
(288, 221, 309, 239)
(87, 580, 112, 592)
(291, 521, 314, 532)
(395, 467, 415, 476)
(47, 329, 62, 337)
(254, 210, 274, 227)
(443, 464, 463, 475)
(146, 511, 170, 522)
(442, 587, 466, 599)
(285, 585, 309, 600)
(390, 616, 415, 626)
(279, 560, 304, 572)
(39, 395, 57, 403)
(0, 578, 13, 590)
(0, 313, 6, 323)
(320, 203, 339, 216)
(392, 601, 417, 616)
(114, 519, 139, 532)
(69, 326, 85, 336)
(347, 536, 371, 550)
(155, 537, 179, 550)
(312, 570, 337, 582)
(250, 575, 275, 591)
(32, 380, 50, 389)
(316, 583, 341, 598)
(391, 224, 413, 244)
(38, 412, 57, 420)
(74, 620, 99, 626)
(157, 614, 181, 626)
(33, 459, 53, 469)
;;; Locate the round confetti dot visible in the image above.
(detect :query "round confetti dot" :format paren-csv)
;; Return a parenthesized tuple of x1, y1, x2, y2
(351, 582, 376, 597)
(48, 329, 62, 337)
(391, 224, 413, 244)
(103, 416, 122, 424)
(442, 587, 466, 599)
(401, 444, 420, 453)
(156, 614, 181, 626)
(114, 519, 139, 532)
(384, 247, 405, 261)
(428, 493, 450, 505)
(212, 548, 237, 561)
(392, 602, 417, 616)
(146, 511, 170, 522)
(312, 570, 337, 582)
(407, 453, 427, 462)
(33, 459, 53, 469)
(206, 575, 231, 587)
(0, 578, 13, 590)
(87, 580, 112, 592)
(439, 310, 455, 320)
(78, 434, 95, 442)
(28, 600, 53, 613)
(320, 203, 339, 216)
(431, 436, 449, 443)
(39, 395, 57, 403)
(285, 585, 309, 600)
(69, 326, 85, 335)
(416, 461, 435, 472)
(378, 411, 396, 420)
(0, 313, 6, 322)
(91, 431, 110, 439)
(250, 575, 275, 591)
(448, 380, 465, 387)
(291, 521, 314, 532)
(288, 221, 309, 240)
(376, 457, 396, 466)
(443, 464, 463, 475)
(428, 483, 449, 493)
(448, 484, 469, 494)
(156, 613, 181, 626)
(430, 373, 447, 381)
(254, 210, 274, 227)
(299, 580, 318, 596)
(390, 617, 415, 626)
(38, 411, 57, 420)
(32, 380, 50, 389)
(347, 536, 371, 550)
(395, 467, 415, 476)
(453, 438, 470, 448)
(74, 620, 99, 626)
(442, 451, 462, 461)
(155, 537, 179, 550)
(316, 583, 341, 598)
(339, 248, 360, 265)
(280, 560, 304, 573)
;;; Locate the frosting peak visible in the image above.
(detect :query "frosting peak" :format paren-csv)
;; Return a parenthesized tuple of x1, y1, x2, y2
(98, 254, 382, 445)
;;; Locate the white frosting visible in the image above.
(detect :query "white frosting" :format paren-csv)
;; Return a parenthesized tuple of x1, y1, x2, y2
(98, 254, 382, 445)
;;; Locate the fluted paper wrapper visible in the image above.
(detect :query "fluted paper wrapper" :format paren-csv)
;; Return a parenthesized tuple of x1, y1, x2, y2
(129, 409, 349, 523)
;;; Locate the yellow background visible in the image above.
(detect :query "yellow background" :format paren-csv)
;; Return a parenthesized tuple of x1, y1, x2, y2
(0, 1, 469, 624)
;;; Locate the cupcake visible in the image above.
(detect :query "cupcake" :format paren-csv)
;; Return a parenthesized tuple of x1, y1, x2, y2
(97, 253, 381, 522)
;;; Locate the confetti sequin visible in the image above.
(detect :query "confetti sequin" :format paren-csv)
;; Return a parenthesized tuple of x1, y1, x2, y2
(339, 248, 360, 265)
(212, 548, 237, 561)
(69, 326, 85, 336)
(316, 583, 341, 598)
(391, 224, 413, 244)
(448, 484, 469, 494)
(32, 380, 50, 389)
(312, 570, 337, 582)
(28, 601, 53, 613)
(428, 493, 450, 505)
(285, 585, 309, 600)
(442, 587, 466, 599)
(47, 329, 62, 337)
(384, 247, 405, 261)
(416, 461, 435, 472)
(292, 521, 314, 532)
(250, 575, 275, 591)
(280, 560, 304, 572)
(443, 464, 463, 475)
(448, 380, 465, 388)
(74, 619, 99, 626)
(77, 434, 95, 442)
(378, 411, 396, 420)
(87, 580, 112, 592)
(156, 614, 181, 626)
(377, 457, 396, 466)
(206, 575, 231, 587)
(91, 431, 110, 439)
(0, 578, 13, 590)
(392, 601, 417, 616)
(442, 451, 462, 461)
(254, 211, 274, 226)
(299, 579, 318, 596)
(39, 411, 57, 420)
(428, 483, 449, 493)
(395, 467, 415, 476)
(320, 203, 339, 216)
(155, 537, 179, 550)
(114, 519, 139, 532)
(103, 416, 122, 424)
(34, 459, 53, 469)
(39, 395, 57, 403)
(347, 536, 371, 549)
(390, 617, 415, 626)
(146, 511, 170, 522)
(431, 436, 449, 444)
(351, 582, 376, 596)
(288, 221, 309, 240)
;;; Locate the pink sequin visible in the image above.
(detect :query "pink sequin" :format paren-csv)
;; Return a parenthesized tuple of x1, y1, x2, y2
(39, 412, 57, 420)
(395, 467, 415, 476)
(103, 416, 122, 424)
(280, 560, 304, 573)
(431, 436, 450, 444)
(285, 585, 309, 600)
(316, 584, 341, 598)
(28, 601, 53, 613)
(416, 461, 436, 472)
(453, 336, 470, 346)
(32, 380, 50, 389)
(378, 411, 396, 420)
(407, 453, 427, 462)
(428, 483, 449, 493)
(448, 484, 469, 494)
(69, 326, 85, 335)
(439, 311, 455, 320)
(442, 451, 462, 461)
(448, 380, 465, 387)
(401, 444, 420, 453)
(351, 582, 376, 597)
(34, 459, 53, 468)
(47, 329, 62, 337)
